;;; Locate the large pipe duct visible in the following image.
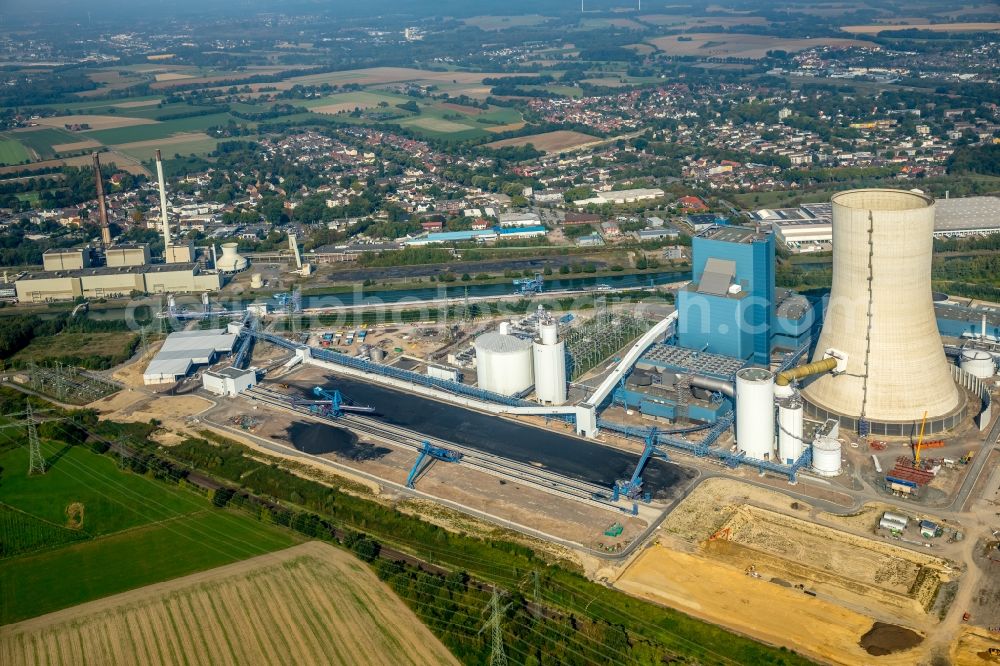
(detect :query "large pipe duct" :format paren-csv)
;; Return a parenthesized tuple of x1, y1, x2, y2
(155, 150, 172, 252)
(689, 374, 734, 398)
(802, 189, 963, 429)
(92, 153, 111, 247)
(776, 356, 838, 386)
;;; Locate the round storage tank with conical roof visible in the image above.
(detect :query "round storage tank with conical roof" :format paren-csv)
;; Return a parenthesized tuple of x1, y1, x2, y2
(811, 436, 842, 477)
(802, 189, 963, 433)
(475, 332, 533, 396)
(960, 349, 995, 379)
(217, 243, 249, 273)
(736, 367, 775, 461)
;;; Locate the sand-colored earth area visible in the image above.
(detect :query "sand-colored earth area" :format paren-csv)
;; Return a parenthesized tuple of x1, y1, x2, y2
(618, 545, 925, 666)
(111, 394, 215, 433)
(0, 541, 460, 666)
(112, 132, 213, 150)
(112, 99, 163, 108)
(154, 72, 195, 82)
(312, 101, 380, 115)
(615, 545, 900, 665)
(486, 121, 528, 133)
(51, 139, 102, 152)
(951, 627, 1000, 665)
(32, 115, 158, 130)
(842, 22, 1000, 34)
(0, 151, 149, 176)
(486, 130, 600, 153)
(648, 33, 868, 59)
(622, 476, 961, 662)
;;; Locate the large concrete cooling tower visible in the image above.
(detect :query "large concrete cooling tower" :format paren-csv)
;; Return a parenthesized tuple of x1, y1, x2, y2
(802, 189, 964, 435)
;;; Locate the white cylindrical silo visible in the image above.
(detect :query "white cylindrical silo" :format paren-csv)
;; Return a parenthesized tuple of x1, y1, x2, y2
(777, 395, 804, 465)
(736, 367, 775, 460)
(533, 322, 566, 405)
(250, 273, 263, 289)
(475, 332, 533, 396)
(803, 189, 962, 429)
(811, 436, 842, 476)
(960, 349, 995, 379)
(498, 321, 511, 335)
(217, 243, 249, 273)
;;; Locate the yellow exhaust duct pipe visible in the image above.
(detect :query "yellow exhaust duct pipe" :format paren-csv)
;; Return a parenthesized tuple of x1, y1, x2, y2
(775, 356, 838, 387)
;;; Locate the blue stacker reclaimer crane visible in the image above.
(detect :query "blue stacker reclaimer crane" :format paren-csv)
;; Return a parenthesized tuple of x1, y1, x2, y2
(612, 427, 669, 502)
(406, 440, 463, 489)
(310, 386, 376, 417)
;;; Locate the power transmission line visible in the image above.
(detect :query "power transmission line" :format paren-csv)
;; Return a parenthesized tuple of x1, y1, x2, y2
(480, 586, 511, 666)
(26, 402, 45, 475)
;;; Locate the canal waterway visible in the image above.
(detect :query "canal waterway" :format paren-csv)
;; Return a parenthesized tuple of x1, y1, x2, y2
(73, 269, 689, 321)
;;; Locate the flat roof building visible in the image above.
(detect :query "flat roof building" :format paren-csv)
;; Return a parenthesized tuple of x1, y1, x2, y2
(105, 243, 150, 268)
(42, 247, 91, 272)
(143, 328, 238, 385)
(15, 263, 221, 302)
(933, 196, 1000, 237)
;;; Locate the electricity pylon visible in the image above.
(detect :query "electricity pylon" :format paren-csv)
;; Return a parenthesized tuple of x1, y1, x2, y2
(480, 586, 511, 666)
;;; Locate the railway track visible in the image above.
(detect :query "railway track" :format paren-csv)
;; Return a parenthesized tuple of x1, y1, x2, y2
(243, 386, 621, 509)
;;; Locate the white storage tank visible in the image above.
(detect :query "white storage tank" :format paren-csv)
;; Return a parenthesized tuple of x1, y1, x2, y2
(533, 322, 567, 405)
(960, 349, 996, 379)
(250, 273, 263, 289)
(475, 332, 533, 396)
(735, 367, 775, 460)
(811, 436, 842, 476)
(777, 395, 804, 465)
(216, 243, 249, 273)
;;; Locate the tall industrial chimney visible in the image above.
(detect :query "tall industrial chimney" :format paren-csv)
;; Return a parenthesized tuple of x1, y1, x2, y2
(802, 189, 962, 434)
(155, 150, 172, 256)
(288, 232, 302, 269)
(92, 152, 112, 247)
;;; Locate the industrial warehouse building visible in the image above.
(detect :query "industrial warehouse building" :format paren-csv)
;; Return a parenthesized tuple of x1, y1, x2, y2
(756, 196, 1000, 248)
(15, 263, 222, 303)
(143, 328, 239, 385)
(42, 247, 91, 271)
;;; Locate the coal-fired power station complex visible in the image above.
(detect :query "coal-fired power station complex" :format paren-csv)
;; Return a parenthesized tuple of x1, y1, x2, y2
(162, 187, 995, 495)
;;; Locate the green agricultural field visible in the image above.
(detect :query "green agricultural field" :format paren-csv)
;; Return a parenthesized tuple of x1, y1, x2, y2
(2, 128, 81, 160)
(396, 115, 486, 141)
(0, 139, 30, 166)
(83, 113, 233, 145)
(303, 90, 411, 114)
(0, 440, 300, 623)
(116, 136, 220, 161)
(0, 440, 206, 536)
(473, 106, 524, 126)
(1, 511, 299, 624)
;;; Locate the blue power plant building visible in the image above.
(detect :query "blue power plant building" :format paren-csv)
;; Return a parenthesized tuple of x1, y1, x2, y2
(677, 226, 776, 365)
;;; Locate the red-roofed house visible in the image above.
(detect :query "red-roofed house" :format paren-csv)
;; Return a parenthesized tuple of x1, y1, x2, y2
(677, 196, 708, 212)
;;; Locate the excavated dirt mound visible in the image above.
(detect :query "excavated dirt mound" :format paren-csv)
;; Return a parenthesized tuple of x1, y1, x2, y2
(859, 622, 924, 656)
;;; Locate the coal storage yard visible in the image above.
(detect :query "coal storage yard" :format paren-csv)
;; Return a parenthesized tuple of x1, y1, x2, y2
(287, 376, 696, 498)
